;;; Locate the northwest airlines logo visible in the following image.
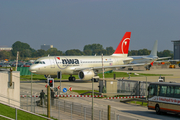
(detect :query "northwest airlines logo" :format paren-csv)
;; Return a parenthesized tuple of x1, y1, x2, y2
(121, 38, 130, 54)
(56, 57, 79, 64)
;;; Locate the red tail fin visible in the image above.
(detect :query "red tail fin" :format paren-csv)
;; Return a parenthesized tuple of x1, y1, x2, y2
(112, 32, 131, 56)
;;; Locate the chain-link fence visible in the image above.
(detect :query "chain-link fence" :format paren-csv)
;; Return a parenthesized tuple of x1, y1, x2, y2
(20, 96, 121, 120)
(0, 94, 51, 120)
(117, 79, 150, 96)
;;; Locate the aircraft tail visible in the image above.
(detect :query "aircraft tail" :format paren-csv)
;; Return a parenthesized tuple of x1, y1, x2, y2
(112, 32, 131, 57)
(149, 40, 158, 56)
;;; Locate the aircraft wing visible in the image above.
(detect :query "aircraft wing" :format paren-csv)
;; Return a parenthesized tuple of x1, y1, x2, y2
(130, 56, 153, 60)
(158, 56, 171, 60)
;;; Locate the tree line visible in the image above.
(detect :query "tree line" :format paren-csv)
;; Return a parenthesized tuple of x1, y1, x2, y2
(0, 41, 173, 61)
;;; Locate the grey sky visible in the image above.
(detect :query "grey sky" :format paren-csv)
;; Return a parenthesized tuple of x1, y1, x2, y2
(1, 0, 180, 52)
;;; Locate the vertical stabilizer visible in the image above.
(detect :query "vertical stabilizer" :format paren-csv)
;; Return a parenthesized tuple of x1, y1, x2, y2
(112, 32, 131, 57)
(149, 40, 158, 56)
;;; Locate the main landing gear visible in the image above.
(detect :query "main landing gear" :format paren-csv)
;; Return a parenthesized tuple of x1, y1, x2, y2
(145, 65, 151, 70)
(68, 75, 76, 81)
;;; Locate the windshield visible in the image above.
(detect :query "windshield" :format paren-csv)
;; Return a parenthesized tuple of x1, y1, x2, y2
(34, 61, 45, 64)
(148, 84, 158, 98)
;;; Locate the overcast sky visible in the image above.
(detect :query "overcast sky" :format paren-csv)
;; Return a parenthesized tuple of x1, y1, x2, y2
(1, 0, 180, 52)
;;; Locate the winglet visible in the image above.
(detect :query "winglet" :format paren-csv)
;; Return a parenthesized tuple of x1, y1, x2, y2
(112, 32, 131, 57)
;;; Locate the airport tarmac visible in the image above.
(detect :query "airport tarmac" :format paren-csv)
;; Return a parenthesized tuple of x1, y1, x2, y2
(117, 67, 180, 83)
(20, 67, 180, 120)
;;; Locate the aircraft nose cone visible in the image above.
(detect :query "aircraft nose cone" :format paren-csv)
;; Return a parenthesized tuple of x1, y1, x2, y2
(29, 65, 37, 73)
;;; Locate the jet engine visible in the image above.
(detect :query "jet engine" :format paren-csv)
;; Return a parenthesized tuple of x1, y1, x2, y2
(78, 69, 95, 80)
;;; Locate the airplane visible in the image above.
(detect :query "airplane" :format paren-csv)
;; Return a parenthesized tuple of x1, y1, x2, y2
(127, 40, 170, 70)
(29, 32, 144, 82)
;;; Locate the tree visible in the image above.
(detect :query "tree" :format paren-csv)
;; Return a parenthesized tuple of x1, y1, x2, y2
(157, 50, 173, 58)
(83, 44, 104, 55)
(47, 48, 63, 56)
(33, 49, 47, 57)
(65, 49, 84, 56)
(106, 47, 114, 55)
(130, 50, 138, 55)
(84, 50, 92, 55)
(92, 49, 107, 55)
(12, 41, 34, 58)
(0, 51, 12, 60)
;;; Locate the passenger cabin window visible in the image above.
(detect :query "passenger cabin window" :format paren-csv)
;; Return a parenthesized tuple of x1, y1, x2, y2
(174, 86, 180, 98)
(166, 86, 174, 97)
(159, 85, 167, 97)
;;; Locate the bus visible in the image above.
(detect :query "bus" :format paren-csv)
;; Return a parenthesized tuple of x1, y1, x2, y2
(148, 82, 180, 114)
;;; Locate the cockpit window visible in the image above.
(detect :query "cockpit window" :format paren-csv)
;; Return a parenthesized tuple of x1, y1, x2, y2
(34, 61, 45, 64)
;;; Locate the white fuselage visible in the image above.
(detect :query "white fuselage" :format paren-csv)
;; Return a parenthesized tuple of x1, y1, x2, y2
(29, 55, 133, 75)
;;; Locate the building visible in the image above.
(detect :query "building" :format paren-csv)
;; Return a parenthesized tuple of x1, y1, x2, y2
(171, 40, 180, 60)
(0, 46, 12, 51)
(41, 44, 53, 51)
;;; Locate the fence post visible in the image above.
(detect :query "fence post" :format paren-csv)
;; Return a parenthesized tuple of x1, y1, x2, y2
(15, 108, 17, 120)
(84, 107, 86, 120)
(27, 94, 28, 111)
(102, 110, 104, 120)
(99, 110, 101, 120)
(34, 97, 35, 113)
(117, 115, 119, 120)
(108, 105, 111, 120)
(56, 99, 57, 109)
(42, 97, 44, 115)
(64, 100, 65, 112)
(81, 104, 83, 118)
(47, 86, 50, 118)
(58, 100, 60, 120)
(71, 104, 72, 120)
(139, 81, 141, 96)
(114, 111, 116, 120)
(72, 102, 74, 114)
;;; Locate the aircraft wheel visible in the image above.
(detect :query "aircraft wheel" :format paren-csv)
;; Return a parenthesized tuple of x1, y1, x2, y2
(69, 77, 75, 81)
(94, 79, 99, 82)
(128, 68, 133, 71)
(72, 77, 76, 81)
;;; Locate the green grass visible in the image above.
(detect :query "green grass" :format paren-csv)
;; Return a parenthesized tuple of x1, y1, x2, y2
(20, 71, 173, 81)
(0, 103, 57, 120)
(128, 101, 148, 107)
(71, 90, 99, 95)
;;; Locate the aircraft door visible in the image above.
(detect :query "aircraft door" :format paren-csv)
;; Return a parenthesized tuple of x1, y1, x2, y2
(49, 58, 55, 68)
(80, 60, 83, 66)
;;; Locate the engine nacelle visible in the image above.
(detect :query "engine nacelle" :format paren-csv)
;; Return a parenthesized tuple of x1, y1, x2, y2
(78, 69, 95, 80)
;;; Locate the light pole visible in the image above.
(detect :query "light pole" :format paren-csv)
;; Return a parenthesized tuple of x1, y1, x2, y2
(134, 73, 147, 100)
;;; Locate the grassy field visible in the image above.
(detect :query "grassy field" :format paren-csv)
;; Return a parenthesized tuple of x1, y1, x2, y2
(20, 71, 173, 81)
(0, 103, 57, 120)
(72, 90, 99, 95)
(128, 101, 148, 107)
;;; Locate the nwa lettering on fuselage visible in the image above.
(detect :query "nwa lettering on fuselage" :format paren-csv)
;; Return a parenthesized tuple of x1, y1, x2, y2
(62, 59, 79, 64)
